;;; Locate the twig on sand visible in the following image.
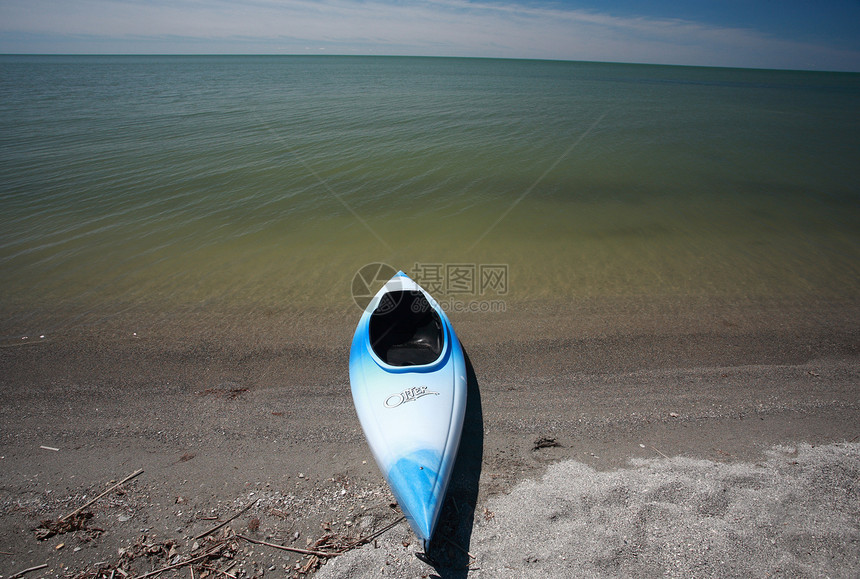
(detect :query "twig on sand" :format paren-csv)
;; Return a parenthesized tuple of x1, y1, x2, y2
(340, 515, 405, 551)
(61, 469, 144, 522)
(236, 515, 405, 558)
(650, 446, 670, 459)
(195, 499, 259, 540)
(8, 563, 48, 579)
(442, 536, 476, 560)
(236, 535, 335, 558)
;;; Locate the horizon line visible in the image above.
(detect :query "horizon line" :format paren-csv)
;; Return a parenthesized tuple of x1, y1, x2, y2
(2, 53, 857, 74)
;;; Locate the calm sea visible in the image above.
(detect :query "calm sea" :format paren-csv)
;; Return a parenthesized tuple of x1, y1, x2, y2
(1, 55, 858, 340)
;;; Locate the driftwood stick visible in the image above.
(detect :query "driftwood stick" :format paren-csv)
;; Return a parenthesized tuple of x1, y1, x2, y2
(9, 564, 49, 579)
(236, 535, 334, 558)
(61, 469, 144, 521)
(340, 516, 405, 551)
(194, 499, 259, 541)
(442, 536, 477, 559)
(650, 446, 670, 459)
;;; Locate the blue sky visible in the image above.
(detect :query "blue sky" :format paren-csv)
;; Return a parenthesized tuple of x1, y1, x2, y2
(2, 0, 859, 71)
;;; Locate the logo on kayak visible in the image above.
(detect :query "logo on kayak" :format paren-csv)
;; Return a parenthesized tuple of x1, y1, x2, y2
(384, 386, 440, 408)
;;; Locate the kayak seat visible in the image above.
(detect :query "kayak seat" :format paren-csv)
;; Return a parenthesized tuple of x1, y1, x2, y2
(370, 291, 444, 366)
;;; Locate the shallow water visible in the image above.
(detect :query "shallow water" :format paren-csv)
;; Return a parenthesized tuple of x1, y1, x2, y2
(1, 56, 858, 339)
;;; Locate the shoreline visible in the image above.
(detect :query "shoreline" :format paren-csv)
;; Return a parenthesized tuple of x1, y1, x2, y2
(1, 295, 858, 577)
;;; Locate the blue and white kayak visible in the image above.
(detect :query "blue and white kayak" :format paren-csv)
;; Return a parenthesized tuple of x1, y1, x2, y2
(349, 271, 467, 550)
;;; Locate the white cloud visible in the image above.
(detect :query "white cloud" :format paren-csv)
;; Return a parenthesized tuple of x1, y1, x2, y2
(1, 0, 858, 70)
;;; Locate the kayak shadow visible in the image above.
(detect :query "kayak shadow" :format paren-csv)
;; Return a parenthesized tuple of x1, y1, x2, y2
(424, 348, 483, 577)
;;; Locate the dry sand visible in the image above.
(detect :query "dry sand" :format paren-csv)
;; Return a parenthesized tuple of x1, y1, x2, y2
(1, 296, 858, 578)
(320, 442, 860, 578)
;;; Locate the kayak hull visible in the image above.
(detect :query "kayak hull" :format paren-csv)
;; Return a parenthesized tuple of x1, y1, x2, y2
(349, 272, 467, 548)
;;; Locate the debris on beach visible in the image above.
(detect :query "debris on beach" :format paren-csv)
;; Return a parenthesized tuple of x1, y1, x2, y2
(13, 461, 411, 578)
(7, 563, 49, 579)
(34, 511, 99, 540)
(63, 516, 406, 579)
(532, 436, 561, 450)
(198, 384, 249, 399)
(34, 469, 144, 541)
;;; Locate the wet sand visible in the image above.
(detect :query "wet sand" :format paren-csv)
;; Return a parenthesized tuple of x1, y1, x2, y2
(1, 295, 858, 577)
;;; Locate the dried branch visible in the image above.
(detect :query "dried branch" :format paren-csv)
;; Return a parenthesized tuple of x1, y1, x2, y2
(194, 499, 259, 540)
(61, 469, 144, 522)
(650, 446, 670, 459)
(339, 516, 405, 551)
(235, 535, 334, 558)
(8, 564, 48, 579)
(442, 536, 476, 559)
(236, 514, 405, 560)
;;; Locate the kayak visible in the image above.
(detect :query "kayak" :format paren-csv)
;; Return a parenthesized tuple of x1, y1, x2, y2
(349, 271, 467, 550)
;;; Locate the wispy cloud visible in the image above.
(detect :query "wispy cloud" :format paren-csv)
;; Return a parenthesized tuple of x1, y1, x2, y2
(2, 0, 858, 70)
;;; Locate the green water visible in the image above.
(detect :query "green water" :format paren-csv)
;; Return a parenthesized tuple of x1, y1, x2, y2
(1, 56, 858, 338)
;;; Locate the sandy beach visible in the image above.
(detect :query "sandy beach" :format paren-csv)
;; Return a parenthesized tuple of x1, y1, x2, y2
(3, 52, 860, 579)
(1, 295, 858, 578)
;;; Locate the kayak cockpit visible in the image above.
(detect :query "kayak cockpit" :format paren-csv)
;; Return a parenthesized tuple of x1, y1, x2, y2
(369, 290, 443, 366)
